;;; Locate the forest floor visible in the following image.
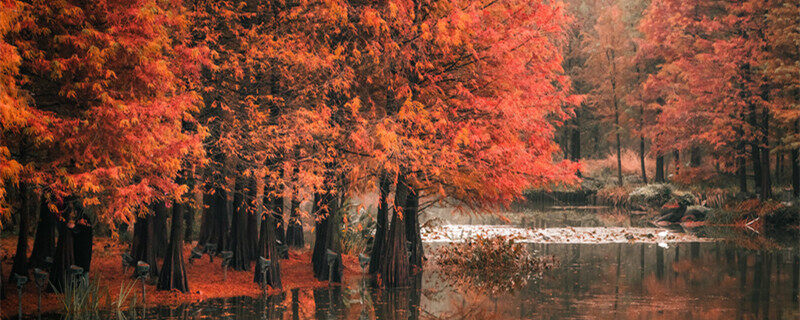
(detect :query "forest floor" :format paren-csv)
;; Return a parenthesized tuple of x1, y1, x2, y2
(0, 237, 361, 317)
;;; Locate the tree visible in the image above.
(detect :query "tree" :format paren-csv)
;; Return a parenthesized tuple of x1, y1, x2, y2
(584, 5, 634, 186)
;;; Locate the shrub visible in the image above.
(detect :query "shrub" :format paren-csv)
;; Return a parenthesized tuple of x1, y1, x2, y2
(435, 235, 555, 295)
(627, 184, 673, 209)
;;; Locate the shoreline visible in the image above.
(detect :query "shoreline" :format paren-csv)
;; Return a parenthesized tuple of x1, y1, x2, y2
(0, 237, 360, 318)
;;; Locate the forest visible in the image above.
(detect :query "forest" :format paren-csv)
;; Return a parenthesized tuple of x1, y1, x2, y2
(0, 0, 798, 319)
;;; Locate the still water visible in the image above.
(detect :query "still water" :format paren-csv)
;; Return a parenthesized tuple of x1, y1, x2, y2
(56, 208, 800, 319)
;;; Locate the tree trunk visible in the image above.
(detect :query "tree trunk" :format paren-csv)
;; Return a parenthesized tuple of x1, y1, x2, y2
(72, 218, 93, 274)
(311, 189, 342, 282)
(29, 196, 56, 269)
(616, 131, 623, 185)
(273, 194, 286, 246)
(655, 155, 664, 183)
(254, 187, 282, 289)
(404, 186, 423, 273)
(152, 201, 169, 258)
(570, 112, 582, 177)
(640, 136, 647, 183)
(9, 183, 31, 281)
(369, 174, 391, 274)
(247, 178, 260, 260)
(197, 189, 213, 245)
(285, 187, 304, 248)
(381, 173, 410, 287)
(760, 109, 772, 199)
(739, 156, 749, 194)
(158, 200, 189, 292)
(50, 204, 75, 292)
(793, 146, 799, 198)
(690, 146, 701, 167)
(673, 150, 681, 176)
(229, 177, 252, 271)
(130, 214, 159, 278)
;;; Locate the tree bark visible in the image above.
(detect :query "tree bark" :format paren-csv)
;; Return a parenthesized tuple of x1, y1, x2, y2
(640, 136, 648, 183)
(570, 111, 582, 177)
(152, 201, 169, 258)
(50, 200, 75, 292)
(285, 187, 304, 248)
(404, 186, 423, 272)
(760, 109, 772, 199)
(311, 189, 342, 282)
(380, 173, 410, 287)
(9, 183, 32, 281)
(369, 174, 391, 274)
(673, 150, 681, 176)
(29, 196, 55, 269)
(130, 214, 159, 278)
(793, 145, 800, 199)
(72, 218, 93, 274)
(254, 186, 282, 289)
(158, 200, 189, 292)
(739, 156, 749, 194)
(655, 155, 665, 183)
(229, 176, 252, 271)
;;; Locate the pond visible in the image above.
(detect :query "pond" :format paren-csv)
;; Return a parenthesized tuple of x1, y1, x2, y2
(39, 207, 800, 319)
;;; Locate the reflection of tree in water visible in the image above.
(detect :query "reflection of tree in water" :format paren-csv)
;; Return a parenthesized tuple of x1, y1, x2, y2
(435, 236, 555, 295)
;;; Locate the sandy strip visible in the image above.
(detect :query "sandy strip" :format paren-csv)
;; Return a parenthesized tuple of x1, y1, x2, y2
(421, 224, 714, 244)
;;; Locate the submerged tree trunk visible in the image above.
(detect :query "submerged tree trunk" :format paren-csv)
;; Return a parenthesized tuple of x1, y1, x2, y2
(369, 174, 391, 275)
(9, 183, 32, 281)
(655, 155, 665, 183)
(29, 197, 56, 269)
(158, 200, 189, 292)
(381, 174, 410, 287)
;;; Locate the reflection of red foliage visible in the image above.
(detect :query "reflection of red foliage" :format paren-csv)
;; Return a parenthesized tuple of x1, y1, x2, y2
(0, 237, 359, 317)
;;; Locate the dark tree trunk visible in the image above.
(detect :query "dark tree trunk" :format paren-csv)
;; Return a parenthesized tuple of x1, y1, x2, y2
(750, 104, 763, 195)
(197, 189, 213, 245)
(273, 195, 286, 246)
(311, 190, 341, 282)
(247, 179, 260, 260)
(673, 150, 681, 175)
(152, 201, 169, 258)
(380, 173, 410, 287)
(640, 136, 647, 183)
(72, 219, 93, 274)
(739, 157, 749, 194)
(158, 200, 189, 292)
(184, 189, 198, 241)
(50, 213, 75, 292)
(285, 187, 304, 248)
(9, 183, 32, 281)
(254, 188, 282, 289)
(793, 146, 799, 198)
(29, 197, 56, 269)
(404, 186, 423, 273)
(690, 146, 701, 167)
(369, 174, 391, 274)
(760, 109, 772, 199)
(130, 214, 159, 278)
(229, 177, 252, 271)
(655, 155, 665, 183)
(570, 112, 581, 177)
